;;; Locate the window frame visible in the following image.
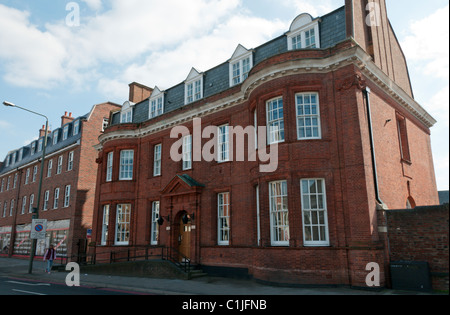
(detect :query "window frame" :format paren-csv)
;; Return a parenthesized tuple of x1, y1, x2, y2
(115, 204, 131, 246)
(217, 124, 230, 163)
(396, 113, 411, 163)
(149, 88, 165, 120)
(101, 204, 110, 246)
(32, 166, 38, 182)
(229, 45, 253, 87)
(21, 196, 27, 215)
(29, 194, 34, 213)
(53, 188, 60, 209)
(9, 199, 14, 217)
(67, 151, 74, 171)
(230, 56, 252, 87)
(73, 120, 80, 135)
(153, 144, 162, 177)
(185, 74, 203, 105)
(47, 159, 53, 178)
(296, 92, 322, 140)
(287, 18, 320, 51)
(150, 201, 160, 245)
(269, 180, 290, 246)
(300, 179, 330, 247)
(217, 192, 231, 246)
(120, 109, 133, 124)
(182, 135, 192, 171)
(43, 190, 50, 210)
(119, 150, 134, 181)
(64, 185, 71, 208)
(53, 130, 59, 145)
(63, 125, 69, 141)
(106, 152, 114, 182)
(266, 97, 285, 144)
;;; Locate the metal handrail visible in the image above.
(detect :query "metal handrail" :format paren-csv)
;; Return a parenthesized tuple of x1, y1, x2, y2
(162, 246, 191, 273)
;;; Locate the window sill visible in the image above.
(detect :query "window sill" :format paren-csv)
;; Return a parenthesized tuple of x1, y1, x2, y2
(401, 158, 412, 165)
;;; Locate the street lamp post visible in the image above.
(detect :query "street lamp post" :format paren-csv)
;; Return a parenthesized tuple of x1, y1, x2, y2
(3, 101, 49, 274)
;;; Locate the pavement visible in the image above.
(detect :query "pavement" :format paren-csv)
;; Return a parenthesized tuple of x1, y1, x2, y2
(0, 256, 440, 295)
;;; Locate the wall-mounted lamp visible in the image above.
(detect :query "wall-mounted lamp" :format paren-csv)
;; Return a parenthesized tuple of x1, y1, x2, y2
(182, 213, 195, 224)
(157, 215, 171, 226)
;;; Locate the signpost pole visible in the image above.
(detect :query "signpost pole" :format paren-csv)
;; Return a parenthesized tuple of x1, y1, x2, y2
(28, 120, 49, 274)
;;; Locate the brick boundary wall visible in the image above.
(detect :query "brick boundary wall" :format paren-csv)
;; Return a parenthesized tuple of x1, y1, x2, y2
(379, 204, 449, 292)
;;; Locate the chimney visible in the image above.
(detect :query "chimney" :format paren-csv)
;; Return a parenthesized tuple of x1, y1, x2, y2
(344, 0, 413, 96)
(61, 111, 74, 127)
(39, 125, 51, 138)
(129, 82, 153, 103)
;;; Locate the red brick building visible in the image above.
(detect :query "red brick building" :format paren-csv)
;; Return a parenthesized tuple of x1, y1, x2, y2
(91, 0, 439, 288)
(0, 102, 120, 259)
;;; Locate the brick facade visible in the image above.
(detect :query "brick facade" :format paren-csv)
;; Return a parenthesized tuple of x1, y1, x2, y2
(0, 102, 120, 259)
(89, 1, 439, 288)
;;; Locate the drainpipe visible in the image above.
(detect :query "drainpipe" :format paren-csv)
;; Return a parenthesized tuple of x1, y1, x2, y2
(363, 87, 384, 206)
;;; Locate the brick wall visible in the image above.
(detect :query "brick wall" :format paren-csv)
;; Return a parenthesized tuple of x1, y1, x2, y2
(381, 204, 449, 291)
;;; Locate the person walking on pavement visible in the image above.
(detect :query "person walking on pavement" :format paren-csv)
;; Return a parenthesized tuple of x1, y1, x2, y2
(43, 245, 56, 274)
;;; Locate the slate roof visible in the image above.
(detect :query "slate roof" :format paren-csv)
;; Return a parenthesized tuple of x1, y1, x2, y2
(0, 113, 87, 176)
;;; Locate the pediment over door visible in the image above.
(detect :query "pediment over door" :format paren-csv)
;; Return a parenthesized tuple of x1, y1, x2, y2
(161, 174, 205, 197)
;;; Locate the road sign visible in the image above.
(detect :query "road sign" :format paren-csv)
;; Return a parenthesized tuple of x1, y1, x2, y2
(30, 219, 47, 240)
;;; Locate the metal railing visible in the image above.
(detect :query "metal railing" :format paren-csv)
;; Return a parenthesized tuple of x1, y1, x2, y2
(57, 245, 192, 276)
(162, 246, 191, 274)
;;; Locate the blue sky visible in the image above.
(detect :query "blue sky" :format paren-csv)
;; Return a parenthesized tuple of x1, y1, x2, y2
(0, 0, 448, 191)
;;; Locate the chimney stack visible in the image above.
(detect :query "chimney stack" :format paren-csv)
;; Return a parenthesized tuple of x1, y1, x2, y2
(61, 111, 74, 127)
(129, 82, 153, 103)
(39, 125, 51, 138)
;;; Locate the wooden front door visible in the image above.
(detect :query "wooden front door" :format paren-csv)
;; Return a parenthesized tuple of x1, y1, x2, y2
(178, 217, 191, 261)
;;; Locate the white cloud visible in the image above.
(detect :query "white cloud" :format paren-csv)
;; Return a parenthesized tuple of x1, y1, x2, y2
(0, 0, 290, 101)
(81, 0, 103, 11)
(428, 86, 450, 127)
(402, 5, 450, 191)
(401, 5, 449, 80)
(121, 13, 287, 90)
(0, 0, 248, 91)
(0, 4, 67, 88)
(278, 0, 337, 17)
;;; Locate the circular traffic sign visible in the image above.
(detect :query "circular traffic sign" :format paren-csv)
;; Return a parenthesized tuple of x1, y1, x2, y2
(35, 224, 44, 232)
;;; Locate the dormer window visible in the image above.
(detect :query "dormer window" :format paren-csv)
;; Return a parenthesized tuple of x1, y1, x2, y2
(120, 101, 135, 124)
(149, 87, 164, 119)
(38, 138, 43, 152)
(63, 125, 69, 140)
(185, 68, 204, 105)
(53, 130, 59, 145)
(287, 13, 320, 50)
(229, 44, 253, 87)
(73, 120, 80, 135)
